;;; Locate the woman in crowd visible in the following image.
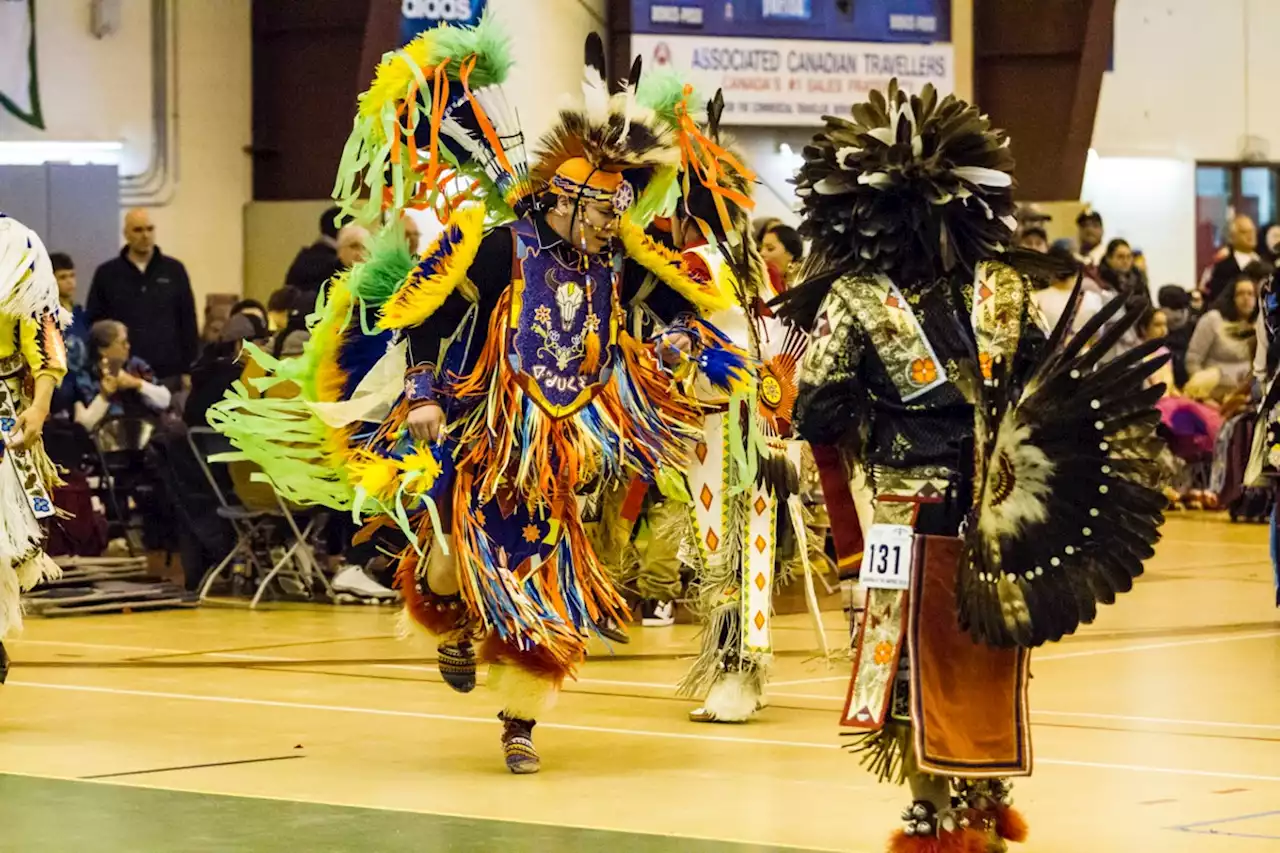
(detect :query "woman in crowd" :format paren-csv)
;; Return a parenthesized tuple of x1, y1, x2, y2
(1185, 273, 1258, 406)
(1034, 245, 1104, 333)
(73, 320, 173, 431)
(1097, 238, 1147, 294)
(759, 223, 804, 286)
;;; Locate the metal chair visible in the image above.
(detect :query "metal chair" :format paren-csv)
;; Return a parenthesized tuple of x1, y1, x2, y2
(186, 426, 332, 607)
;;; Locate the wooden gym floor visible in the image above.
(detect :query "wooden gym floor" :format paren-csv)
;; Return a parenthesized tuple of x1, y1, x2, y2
(1, 514, 1278, 852)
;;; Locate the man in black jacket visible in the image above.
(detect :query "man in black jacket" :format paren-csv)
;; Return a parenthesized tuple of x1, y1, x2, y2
(87, 208, 198, 389)
(284, 205, 343, 293)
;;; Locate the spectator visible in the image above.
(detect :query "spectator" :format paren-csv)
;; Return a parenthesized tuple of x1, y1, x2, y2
(1074, 209, 1105, 268)
(285, 205, 344, 294)
(336, 224, 370, 269)
(185, 311, 269, 429)
(1259, 221, 1280, 266)
(266, 286, 310, 358)
(87, 208, 198, 391)
(402, 215, 422, 257)
(1158, 285, 1195, 387)
(1185, 274, 1258, 403)
(1017, 226, 1048, 253)
(1033, 246, 1102, 334)
(1203, 215, 1259, 303)
(751, 216, 782, 246)
(73, 320, 173, 432)
(51, 252, 88, 344)
(49, 253, 89, 417)
(760, 223, 804, 286)
(1097, 238, 1147, 294)
(230, 299, 267, 328)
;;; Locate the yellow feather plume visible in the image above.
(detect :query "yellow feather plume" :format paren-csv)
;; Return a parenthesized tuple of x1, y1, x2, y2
(378, 204, 487, 330)
(360, 33, 437, 125)
(618, 215, 732, 314)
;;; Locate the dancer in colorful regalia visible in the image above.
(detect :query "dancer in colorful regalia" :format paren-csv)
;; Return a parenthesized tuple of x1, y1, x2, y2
(621, 76, 815, 723)
(776, 81, 1169, 851)
(210, 16, 748, 774)
(0, 214, 69, 683)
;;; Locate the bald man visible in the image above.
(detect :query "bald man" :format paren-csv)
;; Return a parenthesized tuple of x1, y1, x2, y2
(87, 209, 198, 389)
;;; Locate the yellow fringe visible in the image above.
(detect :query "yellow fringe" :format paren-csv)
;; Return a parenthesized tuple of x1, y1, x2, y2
(618, 215, 732, 314)
(379, 205, 487, 330)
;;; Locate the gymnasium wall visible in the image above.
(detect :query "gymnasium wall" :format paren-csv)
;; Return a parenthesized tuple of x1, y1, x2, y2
(0, 0, 253, 310)
(1086, 0, 1280, 288)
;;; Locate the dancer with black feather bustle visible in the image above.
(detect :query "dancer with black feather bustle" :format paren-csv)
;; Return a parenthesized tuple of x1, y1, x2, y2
(778, 80, 1168, 852)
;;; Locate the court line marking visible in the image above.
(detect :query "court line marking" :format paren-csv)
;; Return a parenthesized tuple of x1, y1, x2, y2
(81, 755, 305, 780)
(0, 769, 843, 853)
(9, 680, 1280, 784)
(1034, 630, 1280, 661)
(1172, 809, 1280, 839)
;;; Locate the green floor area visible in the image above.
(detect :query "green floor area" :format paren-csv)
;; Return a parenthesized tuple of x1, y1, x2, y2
(0, 774, 823, 852)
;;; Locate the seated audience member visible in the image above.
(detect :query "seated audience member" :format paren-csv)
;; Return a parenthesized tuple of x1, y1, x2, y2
(759, 223, 804, 286)
(285, 206, 343, 294)
(1203, 215, 1260, 303)
(1033, 246, 1103, 333)
(185, 311, 270, 428)
(266, 286, 311, 358)
(73, 320, 173, 432)
(1097, 238, 1147, 294)
(1185, 274, 1258, 405)
(230, 299, 267, 328)
(1017, 226, 1048, 253)
(1157, 285, 1196, 387)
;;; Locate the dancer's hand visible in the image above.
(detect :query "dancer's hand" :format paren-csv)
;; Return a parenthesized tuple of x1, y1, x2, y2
(406, 402, 445, 443)
(11, 402, 49, 451)
(659, 331, 693, 366)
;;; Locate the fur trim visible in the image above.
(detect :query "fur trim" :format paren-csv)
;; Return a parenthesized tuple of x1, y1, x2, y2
(488, 661, 560, 721)
(618, 216, 732, 313)
(889, 829, 986, 853)
(995, 806, 1028, 844)
(395, 546, 472, 640)
(378, 204, 486, 330)
(701, 670, 761, 722)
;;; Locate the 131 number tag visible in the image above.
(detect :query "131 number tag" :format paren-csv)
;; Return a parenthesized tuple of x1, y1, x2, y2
(861, 524, 914, 590)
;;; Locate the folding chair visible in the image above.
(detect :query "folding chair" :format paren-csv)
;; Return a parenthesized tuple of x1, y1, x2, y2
(186, 426, 332, 607)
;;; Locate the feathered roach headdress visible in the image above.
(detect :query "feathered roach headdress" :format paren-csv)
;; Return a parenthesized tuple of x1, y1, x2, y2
(334, 11, 532, 226)
(529, 34, 680, 223)
(777, 80, 1017, 325)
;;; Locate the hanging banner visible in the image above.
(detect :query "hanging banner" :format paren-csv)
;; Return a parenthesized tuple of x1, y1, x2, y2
(631, 33, 953, 127)
(631, 0, 950, 44)
(400, 0, 488, 45)
(0, 0, 43, 129)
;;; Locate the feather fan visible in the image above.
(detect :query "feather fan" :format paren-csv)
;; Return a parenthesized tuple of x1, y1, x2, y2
(959, 276, 1168, 648)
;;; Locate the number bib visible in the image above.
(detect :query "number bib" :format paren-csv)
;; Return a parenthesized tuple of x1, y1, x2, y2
(861, 523, 914, 590)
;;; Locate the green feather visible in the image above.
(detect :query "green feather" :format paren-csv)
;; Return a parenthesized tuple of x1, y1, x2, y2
(631, 165, 679, 224)
(429, 9, 513, 86)
(349, 223, 416, 306)
(636, 69, 701, 131)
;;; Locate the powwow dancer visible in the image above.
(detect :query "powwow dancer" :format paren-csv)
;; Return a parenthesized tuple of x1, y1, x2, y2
(210, 16, 747, 773)
(0, 214, 69, 683)
(778, 81, 1168, 852)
